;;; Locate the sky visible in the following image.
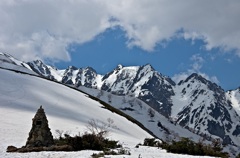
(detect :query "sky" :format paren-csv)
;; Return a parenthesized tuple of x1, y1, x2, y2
(0, 0, 240, 90)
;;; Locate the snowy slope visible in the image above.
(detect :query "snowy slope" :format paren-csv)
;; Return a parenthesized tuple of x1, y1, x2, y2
(0, 68, 216, 158)
(0, 68, 149, 157)
(79, 86, 203, 142)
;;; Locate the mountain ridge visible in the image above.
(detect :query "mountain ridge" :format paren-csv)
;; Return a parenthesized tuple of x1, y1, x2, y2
(24, 57, 240, 146)
(1, 52, 240, 153)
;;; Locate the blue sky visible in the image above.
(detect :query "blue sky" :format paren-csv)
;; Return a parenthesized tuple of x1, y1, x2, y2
(0, 1, 240, 90)
(55, 27, 240, 90)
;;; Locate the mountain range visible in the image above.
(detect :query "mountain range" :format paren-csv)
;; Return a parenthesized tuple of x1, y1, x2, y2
(1, 52, 240, 155)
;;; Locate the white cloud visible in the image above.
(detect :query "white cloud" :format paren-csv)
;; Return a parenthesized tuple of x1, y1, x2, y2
(190, 54, 204, 71)
(0, 0, 240, 62)
(0, 0, 113, 62)
(108, 0, 240, 54)
(172, 54, 220, 84)
(172, 73, 189, 84)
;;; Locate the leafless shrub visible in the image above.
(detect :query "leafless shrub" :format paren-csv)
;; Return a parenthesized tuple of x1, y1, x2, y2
(55, 129, 64, 139)
(86, 118, 115, 138)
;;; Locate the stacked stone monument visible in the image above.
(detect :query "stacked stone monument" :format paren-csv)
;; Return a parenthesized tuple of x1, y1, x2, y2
(25, 105, 54, 147)
(7, 106, 74, 152)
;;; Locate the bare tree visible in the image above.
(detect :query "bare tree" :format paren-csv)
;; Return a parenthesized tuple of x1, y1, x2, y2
(55, 129, 71, 139)
(86, 118, 115, 138)
(55, 129, 64, 139)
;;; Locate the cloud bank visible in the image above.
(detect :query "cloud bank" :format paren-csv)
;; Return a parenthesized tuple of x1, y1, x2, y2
(0, 0, 240, 62)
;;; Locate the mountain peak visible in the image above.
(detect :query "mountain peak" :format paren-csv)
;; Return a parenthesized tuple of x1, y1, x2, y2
(137, 64, 155, 75)
(142, 63, 154, 70)
(188, 72, 201, 78)
(185, 73, 207, 83)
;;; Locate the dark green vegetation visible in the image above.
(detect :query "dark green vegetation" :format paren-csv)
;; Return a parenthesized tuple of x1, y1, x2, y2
(143, 138, 229, 158)
(54, 130, 131, 157)
(143, 138, 161, 147)
(53, 118, 131, 157)
(54, 133, 121, 151)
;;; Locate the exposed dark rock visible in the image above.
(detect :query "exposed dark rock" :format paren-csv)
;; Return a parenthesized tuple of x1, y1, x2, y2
(207, 120, 225, 138)
(233, 125, 240, 136)
(25, 106, 54, 148)
(120, 107, 134, 111)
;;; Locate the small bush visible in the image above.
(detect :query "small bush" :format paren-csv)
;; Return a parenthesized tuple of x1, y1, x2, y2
(143, 138, 161, 147)
(54, 132, 120, 151)
(53, 118, 121, 151)
(92, 152, 105, 158)
(68, 136, 82, 151)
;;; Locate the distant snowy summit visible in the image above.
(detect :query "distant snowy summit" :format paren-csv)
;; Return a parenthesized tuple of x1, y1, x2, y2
(1, 52, 240, 148)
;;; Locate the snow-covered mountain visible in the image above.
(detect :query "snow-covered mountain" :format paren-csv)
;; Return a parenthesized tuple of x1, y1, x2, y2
(28, 62, 176, 118)
(1, 52, 240, 155)
(100, 64, 176, 118)
(0, 53, 217, 158)
(172, 73, 240, 146)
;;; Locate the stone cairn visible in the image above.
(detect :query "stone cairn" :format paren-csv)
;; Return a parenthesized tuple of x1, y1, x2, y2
(25, 105, 54, 147)
(7, 106, 73, 152)
(6, 106, 74, 152)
